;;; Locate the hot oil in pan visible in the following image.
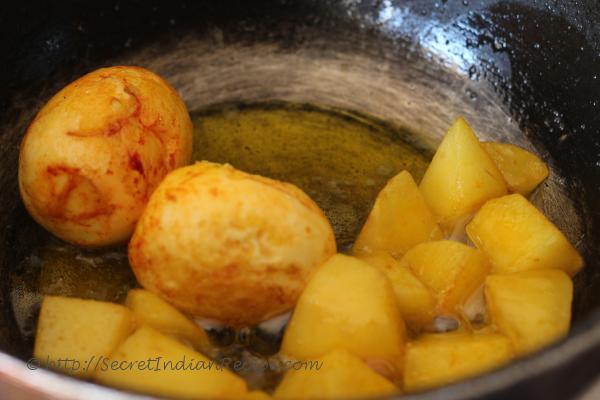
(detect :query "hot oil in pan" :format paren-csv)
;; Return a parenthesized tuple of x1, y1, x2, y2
(10, 101, 430, 390)
(193, 102, 430, 250)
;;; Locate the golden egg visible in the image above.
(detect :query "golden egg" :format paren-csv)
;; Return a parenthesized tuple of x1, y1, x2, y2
(129, 161, 337, 327)
(19, 66, 193, 246)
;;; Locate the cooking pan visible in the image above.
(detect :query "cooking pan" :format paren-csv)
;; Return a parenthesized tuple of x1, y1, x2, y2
(0, 0, 599, 399)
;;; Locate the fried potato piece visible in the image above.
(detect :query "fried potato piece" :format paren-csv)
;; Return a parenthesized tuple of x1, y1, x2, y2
(353, 170, 442, 258)
(485, 270, 573, 355)
(404, 332, 513, 392)
(419, 118, 507, 230)
(466, 194, 583, 276)
(125, 289, 212, 354)
(482, 142, 549, 196)
(94, 326, 247, 398)
(243, 391, 272, 400)
(274, 349, 398, 399)
(34, 296, 135, 378)
(400, 241, 490, 315)
(359, 251, 436, 332)
(281, 254, 406, 377)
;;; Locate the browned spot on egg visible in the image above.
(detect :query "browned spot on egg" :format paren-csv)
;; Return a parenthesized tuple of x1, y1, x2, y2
(42, 165, 114, 222)
(209, 187, 220, 197)
(285, 265, 301, 278)
(166, 192, 177, 202)
(128, 152, 144, 176)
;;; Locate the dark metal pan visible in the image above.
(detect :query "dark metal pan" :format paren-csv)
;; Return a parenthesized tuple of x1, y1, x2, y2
(1, 1, 599, 398)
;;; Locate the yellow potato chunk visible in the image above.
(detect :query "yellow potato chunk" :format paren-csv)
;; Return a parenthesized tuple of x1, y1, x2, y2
(466, 194, 583, 276)
(404, 332, 513, 392)
(281, 254, 406, 376)
(353, 170, 442, 257)
(419, 118, 507, 230)
(400, 241, 490, 315)
(34, 296, 135, 378)
(274, 349, 398, 399)
(244, 391, 272, 399)
(359, 252, 435, 332)
(485, 270, 573, 355)
(482, 142, 549, 196)
(129, 161, 336, 327)
(19, 66, 193, 246)
(95, 326, 247, 398)
(125, 289, 212, 354)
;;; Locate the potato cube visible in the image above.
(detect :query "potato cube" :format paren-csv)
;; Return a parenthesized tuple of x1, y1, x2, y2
(482, 142, 549, 196)
(466, 194, 583, 276)
(419, 118, 507, 230)
(125, 289, 212, 354)
(359, 252, 435, 332)
(353, 170, 442, 257)
(280, 254, 406, 376)
(274, 349, 398, 399)
(244, 391, 272, 399)
(485, 270, 573, 355)
(34, 296, 135, 378)
(400, 241, 490, 315)
(94, 326, 247, 398)
(403, 332, 513, 392)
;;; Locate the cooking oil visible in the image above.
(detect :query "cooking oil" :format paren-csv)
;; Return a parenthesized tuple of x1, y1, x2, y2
(193, 102, 430, 249)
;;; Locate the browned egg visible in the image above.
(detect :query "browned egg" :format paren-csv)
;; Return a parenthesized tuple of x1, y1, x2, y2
(18, 66, 193, 246)
(128, 161, 337, 327)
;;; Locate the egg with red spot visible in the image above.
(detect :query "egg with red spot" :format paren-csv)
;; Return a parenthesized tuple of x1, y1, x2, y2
(18, 66, 192, 246)
(128, 161, 337, 327)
